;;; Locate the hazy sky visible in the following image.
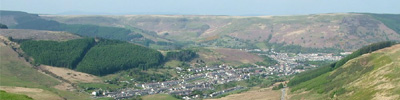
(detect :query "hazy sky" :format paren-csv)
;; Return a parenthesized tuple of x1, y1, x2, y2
(1, 0, 399, 15)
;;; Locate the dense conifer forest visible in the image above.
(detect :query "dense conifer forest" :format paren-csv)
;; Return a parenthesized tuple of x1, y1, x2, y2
(20, 38, 164, 76)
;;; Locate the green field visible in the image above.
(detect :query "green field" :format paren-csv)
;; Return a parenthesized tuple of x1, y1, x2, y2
(142, 94, 180, 100)
(0, 90, 33, 100)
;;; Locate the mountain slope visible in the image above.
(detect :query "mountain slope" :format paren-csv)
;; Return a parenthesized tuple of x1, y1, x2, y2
(288, 44, 400, 100)
(43, 13, 400, 51)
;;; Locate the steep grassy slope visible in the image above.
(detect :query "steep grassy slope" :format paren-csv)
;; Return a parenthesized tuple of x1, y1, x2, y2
(288, 44, 400, 100)
(0, 41, 91, 100)
(0, 42, 60, 89)
(43, 13, 400, 51)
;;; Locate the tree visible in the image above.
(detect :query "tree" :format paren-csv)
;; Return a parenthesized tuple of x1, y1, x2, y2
(0, 23, 8, 29)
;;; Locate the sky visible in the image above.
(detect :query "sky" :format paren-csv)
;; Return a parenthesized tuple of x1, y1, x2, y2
(1, 0, 399, 16)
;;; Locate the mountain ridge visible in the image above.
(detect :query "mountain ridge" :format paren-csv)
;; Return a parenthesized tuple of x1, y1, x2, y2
(41, 13, 400, 51)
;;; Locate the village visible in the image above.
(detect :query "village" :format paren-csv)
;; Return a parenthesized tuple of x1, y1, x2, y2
(95, 49, 346, 100)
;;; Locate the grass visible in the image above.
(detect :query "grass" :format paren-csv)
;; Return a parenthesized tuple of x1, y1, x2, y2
(289, 44, 400, 100)
(95, 97, 114, 100)
(290, 73, 329, 93)
(347, 88, 377, 100)
(0, 90, 33, 100)
(142, 94, 179, 100)
(164, 60, 183, 68)
(213, 88, 250, 98)
(289, 90, 325, 100)
(78, 83, 122, 91)
(0, 44, 60, 89)
(255, 42, 268, 49)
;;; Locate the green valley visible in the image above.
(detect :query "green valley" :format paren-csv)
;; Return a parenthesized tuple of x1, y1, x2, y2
(1, 9, 400, 100)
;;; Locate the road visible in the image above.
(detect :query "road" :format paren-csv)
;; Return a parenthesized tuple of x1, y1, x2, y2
(281, 87, 285, 100)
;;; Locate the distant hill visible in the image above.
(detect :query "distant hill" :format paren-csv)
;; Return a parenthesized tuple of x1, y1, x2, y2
(288, 42, 400, 100)
(42, 13, 400, 51)
(0, 10, 144, 42)
(0, 29, 80, 41)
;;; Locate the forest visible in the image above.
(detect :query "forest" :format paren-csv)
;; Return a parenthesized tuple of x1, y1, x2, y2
(76, 40, 164, 76)
(20, 38, 95, 69)
(20, 38, 165, 76)
(0, 23, 8, 29)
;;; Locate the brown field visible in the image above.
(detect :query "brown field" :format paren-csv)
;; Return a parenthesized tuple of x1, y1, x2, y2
(40, 65, 102, 84)
(0, 86, 64, 100)
(212, 48, 263, 64)
(207, 87, 281, 100)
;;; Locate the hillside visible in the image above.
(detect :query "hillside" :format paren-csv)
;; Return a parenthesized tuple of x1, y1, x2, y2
(0, 40, 90, 100)
(0, 29, 80, 41)
(288, 44, 400, 100)
(0, 11, 145, 42)
(42, 13, 400, 51)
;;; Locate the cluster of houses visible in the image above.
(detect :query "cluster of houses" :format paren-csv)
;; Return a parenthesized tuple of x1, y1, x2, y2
(95, 50, 346, 100)
(100, 65, 267, 99)
(257, 50, 344, 75)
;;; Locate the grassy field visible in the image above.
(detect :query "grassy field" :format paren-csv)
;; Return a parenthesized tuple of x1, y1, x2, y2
(142, 94, 180, 100)
(39, 65, 102, 83)
(0, 86, 64, 100)
(0, 90, 33, 100)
